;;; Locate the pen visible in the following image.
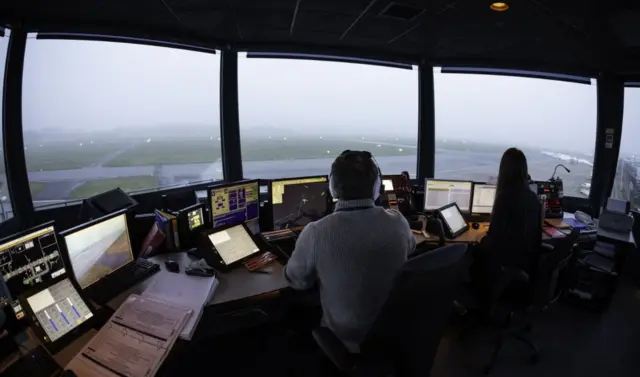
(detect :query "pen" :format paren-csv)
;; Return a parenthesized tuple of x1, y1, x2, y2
(250, 269, 271, 274)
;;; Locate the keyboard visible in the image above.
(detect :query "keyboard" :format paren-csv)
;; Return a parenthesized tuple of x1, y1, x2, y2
(90, 259, 160, 305)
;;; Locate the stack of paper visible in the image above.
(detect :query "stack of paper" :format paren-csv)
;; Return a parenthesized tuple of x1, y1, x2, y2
(66, 295, 191, 377)
(142, 271, 218, 340)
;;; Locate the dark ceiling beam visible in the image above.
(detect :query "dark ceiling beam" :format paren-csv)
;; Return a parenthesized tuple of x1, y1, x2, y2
(290, 0, 302, 37)
(8, 18, 224, 50)
(159, 0, 189, 30)
(339, 0, 379, 41)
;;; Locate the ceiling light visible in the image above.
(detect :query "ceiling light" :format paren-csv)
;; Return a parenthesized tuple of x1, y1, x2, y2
(490, 2, 509, 11)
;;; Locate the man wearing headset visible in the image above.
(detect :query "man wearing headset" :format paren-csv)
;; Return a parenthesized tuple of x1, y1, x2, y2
(284, 150, 416, 352)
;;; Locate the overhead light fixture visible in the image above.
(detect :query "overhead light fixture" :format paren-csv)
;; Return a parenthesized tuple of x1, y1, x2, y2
(490, 2, 509, 11)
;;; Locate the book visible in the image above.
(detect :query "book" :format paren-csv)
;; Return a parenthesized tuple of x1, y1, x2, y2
(155, 210, 178, 251)
(543, 226, 565, 238)
(65, 295, 191, 377)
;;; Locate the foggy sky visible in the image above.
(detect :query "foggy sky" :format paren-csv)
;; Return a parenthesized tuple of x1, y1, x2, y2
(2, 36, 632, 154)
(622, 88, 640, 156)
(22, 39, 220, 131)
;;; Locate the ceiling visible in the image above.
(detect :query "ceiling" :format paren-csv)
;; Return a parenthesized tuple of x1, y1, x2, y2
(2, 0, 640, 75)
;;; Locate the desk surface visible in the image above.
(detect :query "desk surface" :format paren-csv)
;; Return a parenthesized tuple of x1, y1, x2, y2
(211, 262, 288, 305)
(108, 252, 289, 310)
(414, 219, 561, 245)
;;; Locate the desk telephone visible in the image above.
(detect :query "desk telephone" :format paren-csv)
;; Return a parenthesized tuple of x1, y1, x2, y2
(575, 211, 595, 226)
(382, 171, 415, 214)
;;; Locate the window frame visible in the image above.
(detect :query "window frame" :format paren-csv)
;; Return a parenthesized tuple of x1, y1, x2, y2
(237, 51, 421, 179)
(20, 32, 225, 210)
(433, 66, 599, 200)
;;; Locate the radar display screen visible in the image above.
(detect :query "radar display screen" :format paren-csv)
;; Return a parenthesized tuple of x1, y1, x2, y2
(0, 224, 66, 319)
(210, 181, 259, 229)
(271, 176, 328, 230)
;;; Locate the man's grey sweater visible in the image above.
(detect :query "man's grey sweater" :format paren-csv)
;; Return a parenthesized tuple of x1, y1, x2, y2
(284, 199, 416, 352)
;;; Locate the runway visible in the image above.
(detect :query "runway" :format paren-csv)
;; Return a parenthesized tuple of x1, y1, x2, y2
(0, 143, 593, 216)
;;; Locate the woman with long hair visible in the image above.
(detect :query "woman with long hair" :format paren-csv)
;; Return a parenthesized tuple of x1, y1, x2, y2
(472, 148, 543, 295)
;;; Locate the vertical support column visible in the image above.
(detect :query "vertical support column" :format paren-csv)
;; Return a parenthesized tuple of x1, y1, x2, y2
(219, 48, 243, 181)
(2, 28, 33, 227)
(417, 62, 435, 182)
(591, 73, 624, 213)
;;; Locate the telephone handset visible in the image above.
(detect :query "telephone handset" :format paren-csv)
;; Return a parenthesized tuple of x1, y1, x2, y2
(575, 210, 595, 226)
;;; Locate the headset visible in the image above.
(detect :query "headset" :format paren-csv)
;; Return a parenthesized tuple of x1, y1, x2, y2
(329, 150, 382, 201)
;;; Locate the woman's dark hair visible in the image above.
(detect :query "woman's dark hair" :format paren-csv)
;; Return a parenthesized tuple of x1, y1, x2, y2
(330, 150, 379, 200)
(496, 147, 529, 198)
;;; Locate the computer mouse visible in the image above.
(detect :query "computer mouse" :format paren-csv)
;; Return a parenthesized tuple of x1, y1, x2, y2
(165, 260, 180, 273)
(472, 222, 480, 230)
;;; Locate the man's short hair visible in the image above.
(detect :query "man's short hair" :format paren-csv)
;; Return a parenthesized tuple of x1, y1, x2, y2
(330, 151, 379, 200)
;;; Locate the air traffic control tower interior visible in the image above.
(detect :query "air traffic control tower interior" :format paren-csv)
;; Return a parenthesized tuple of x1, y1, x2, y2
(0, 1, 640, 376)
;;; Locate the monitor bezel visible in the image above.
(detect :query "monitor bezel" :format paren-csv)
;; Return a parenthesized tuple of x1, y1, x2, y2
(436, 202, 470, 239)
(196, 222, 263, 272)
(207, 179, 260, 227)
(59, 208, 134, 291)
(423, 178, 474, 213)
(470, 182, 498, 215)
(178, 202, 207, 232)
(19, 274, 95, 355)
(269, 175, 329, 230)
(0, 220, 63, 318)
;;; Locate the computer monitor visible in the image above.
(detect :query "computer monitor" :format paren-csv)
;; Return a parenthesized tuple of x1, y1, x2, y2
(424, 179, 473, 212)
(439, 203, 469, 238)
(207, 224, 260, 266)
(0, 222, 66, 319)
(23, 278, 93, 350)
(180, 203, 205, 231)
(270, 176, 328, 230)
(209, 180, 259, 229)
(471, 183, 497, 215)
(61, 211, 134, 290)
(382, 178, 395, 192)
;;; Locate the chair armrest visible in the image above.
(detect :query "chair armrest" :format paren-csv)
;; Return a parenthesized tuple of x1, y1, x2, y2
(312, 327, 354, 371)
(541, 242, 554, 252)
(500, 265, 530, 283)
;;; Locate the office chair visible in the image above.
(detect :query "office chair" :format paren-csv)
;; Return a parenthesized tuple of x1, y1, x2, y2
(312, 243, 468, 377)
(425, 217, 446, 248)
(482, 228, 580, 374)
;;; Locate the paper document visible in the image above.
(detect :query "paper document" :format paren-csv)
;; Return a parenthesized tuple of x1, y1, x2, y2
(66, 294, 191, 377)
(143, 271, 217, 340)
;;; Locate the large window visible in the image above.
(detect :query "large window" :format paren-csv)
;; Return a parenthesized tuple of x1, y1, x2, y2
(0, 31, 11, 221)
(238, 54, 419, 179)
(434, 69, 597, 198)
(22, 37, 221, 207)
(613, 87, 640, 210)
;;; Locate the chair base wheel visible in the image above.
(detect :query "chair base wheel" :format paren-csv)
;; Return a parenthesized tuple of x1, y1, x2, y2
(484, 365, 493, 375)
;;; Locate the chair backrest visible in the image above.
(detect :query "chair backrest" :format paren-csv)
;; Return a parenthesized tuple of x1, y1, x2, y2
(362, 243, 468, 377)
(425, 217, 446, 247)
(533, 229, 580, 307)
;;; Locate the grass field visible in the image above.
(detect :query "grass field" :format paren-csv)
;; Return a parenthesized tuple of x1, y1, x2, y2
(25, 142, 124, 171)
(241, 137, 416, 161)
(105, 140, 221, 167)
(69, 176, 159, 199)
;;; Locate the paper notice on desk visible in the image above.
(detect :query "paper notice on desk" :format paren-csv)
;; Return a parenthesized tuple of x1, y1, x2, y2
(142, 271, 217, 340)
(66, 294, 191, 377)
(112, 294, 191, 341)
